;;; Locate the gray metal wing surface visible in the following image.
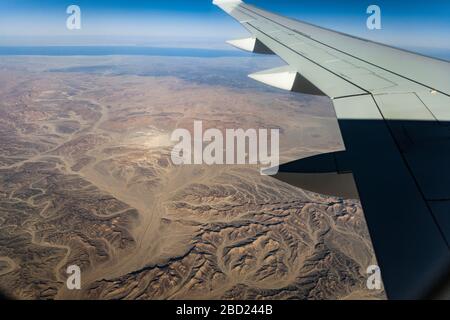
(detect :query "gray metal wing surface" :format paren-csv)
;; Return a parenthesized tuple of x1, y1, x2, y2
(214, 0, 450, 299)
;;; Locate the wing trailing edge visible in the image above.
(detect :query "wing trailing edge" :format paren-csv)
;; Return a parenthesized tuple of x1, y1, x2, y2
(269, 151, 359, 199)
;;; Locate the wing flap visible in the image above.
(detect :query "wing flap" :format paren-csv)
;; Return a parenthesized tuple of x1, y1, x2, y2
(334, 96, 450, 299)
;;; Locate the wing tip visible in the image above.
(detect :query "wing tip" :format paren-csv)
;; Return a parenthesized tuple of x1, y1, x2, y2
(213, 0, 242, 5)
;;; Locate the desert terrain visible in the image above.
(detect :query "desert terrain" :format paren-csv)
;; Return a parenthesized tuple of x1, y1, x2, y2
(0, 55, 385, 299)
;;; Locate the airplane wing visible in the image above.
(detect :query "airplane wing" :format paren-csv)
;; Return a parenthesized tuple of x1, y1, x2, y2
(214, 0, 450, 299)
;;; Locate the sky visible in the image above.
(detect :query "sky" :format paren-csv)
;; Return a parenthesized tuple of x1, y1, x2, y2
(0, 0, 449, 53)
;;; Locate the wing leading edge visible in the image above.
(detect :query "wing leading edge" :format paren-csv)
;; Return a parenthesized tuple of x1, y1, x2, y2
(214, 0, 450, 299)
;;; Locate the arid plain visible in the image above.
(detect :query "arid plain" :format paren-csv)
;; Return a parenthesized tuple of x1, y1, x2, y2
(0, 55, 385, 299)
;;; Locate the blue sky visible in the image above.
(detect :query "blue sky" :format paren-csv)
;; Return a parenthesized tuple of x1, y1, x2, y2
(0, 0, 449, 52)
